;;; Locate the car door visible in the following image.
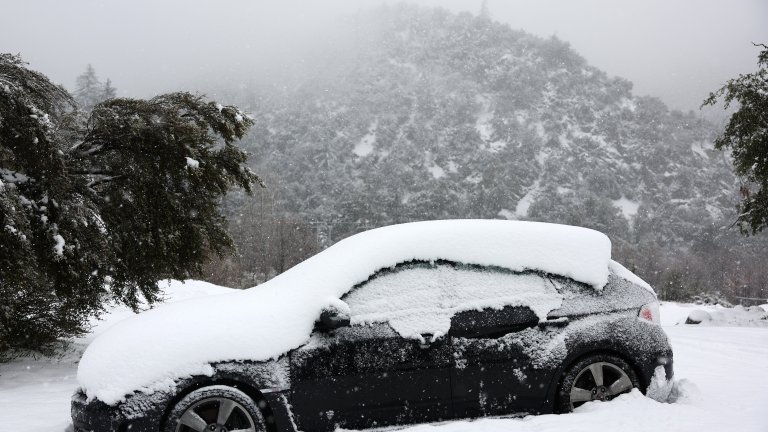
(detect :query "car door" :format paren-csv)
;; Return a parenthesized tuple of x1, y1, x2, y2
(448, 271, 559, 417)
(289, 263, 453, 431)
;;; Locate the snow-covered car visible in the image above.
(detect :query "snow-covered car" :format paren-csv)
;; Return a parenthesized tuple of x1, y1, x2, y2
(71, 220, 673, 432)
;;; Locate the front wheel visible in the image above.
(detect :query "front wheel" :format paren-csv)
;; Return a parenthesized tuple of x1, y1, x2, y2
(165, 385, 266, 432)
(557, 354, 640, 413)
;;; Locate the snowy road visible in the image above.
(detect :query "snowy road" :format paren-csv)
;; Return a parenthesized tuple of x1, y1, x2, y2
(1, 295, 766, 432)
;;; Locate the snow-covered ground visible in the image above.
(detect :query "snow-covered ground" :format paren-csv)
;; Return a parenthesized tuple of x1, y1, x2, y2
(659, 301, 768, 327)
(1, 281, 766, 432)
(0, 280, 231, 432)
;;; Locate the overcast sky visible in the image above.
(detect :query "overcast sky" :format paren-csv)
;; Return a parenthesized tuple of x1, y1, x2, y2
(1, 0, 766, 112)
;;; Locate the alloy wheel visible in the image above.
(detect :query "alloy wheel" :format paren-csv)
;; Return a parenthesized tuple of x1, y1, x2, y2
(568, 361, 635, 410)
(176, 396, 257, 432)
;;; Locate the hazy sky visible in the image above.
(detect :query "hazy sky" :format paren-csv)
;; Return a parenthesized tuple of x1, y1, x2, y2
(1, 0, 766, 112)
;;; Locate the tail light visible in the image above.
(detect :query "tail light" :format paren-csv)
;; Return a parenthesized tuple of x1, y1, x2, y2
(638, 301, 660, 324)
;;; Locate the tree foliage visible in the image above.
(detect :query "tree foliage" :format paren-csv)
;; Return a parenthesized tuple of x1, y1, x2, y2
(74, 64, 117, 110)
(0, 54, 259, 358)
(203, 191, 320, 288)
(703, 43, 768, 234)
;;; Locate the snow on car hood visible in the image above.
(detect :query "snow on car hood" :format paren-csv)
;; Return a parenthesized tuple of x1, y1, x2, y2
(77, 220, 619, 405)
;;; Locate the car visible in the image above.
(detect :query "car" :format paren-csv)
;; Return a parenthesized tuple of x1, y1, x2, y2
(71, 220, 673, 432)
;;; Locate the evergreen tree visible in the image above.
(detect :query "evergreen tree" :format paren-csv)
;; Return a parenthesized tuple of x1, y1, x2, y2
(479, 0, 491, 20)
(703, 43, 768, 234)
(0, 54, 259, 358)
(103, 78, 117, 100)
(74, 64, 117, 110)
(0, 53, 94, 357)
(74, 64, 102, 109)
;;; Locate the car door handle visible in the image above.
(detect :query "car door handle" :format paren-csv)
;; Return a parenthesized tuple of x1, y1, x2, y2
(539, 317, 569, 328)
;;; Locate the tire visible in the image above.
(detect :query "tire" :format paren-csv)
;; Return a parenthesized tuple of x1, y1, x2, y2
(164, 385, 267, 432)
(556, 354, 640, 413)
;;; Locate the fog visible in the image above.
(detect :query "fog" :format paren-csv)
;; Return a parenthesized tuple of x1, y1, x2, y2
(1, 0, 766, 112)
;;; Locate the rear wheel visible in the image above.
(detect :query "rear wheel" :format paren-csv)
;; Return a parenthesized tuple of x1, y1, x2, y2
(165, 386, 266, 432)
(557, 354, 640, 413)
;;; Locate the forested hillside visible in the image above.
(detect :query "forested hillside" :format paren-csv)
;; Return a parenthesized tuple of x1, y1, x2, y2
(212, 5, 766, 302)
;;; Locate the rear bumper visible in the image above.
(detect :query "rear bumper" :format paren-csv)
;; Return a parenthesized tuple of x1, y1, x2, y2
(638, 351, 674, 390)
(661, 353, 674, 380)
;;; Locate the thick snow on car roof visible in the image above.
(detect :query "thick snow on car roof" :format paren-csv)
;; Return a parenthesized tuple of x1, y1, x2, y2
(77, 220, 625, 405)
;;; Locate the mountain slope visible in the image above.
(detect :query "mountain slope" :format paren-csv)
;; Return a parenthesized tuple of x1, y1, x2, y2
(231, 5, 765, 298)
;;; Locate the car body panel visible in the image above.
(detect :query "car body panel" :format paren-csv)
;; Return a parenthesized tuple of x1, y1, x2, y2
(290, 323, 453, 431)
(449, 305, 544, 417)
(548, 274, 657, 318)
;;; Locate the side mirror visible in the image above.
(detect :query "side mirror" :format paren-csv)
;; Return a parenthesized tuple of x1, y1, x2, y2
(317, 307, 351, 331)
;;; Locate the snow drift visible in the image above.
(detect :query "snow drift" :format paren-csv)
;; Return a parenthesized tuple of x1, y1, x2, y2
(77, 220, 642, 405)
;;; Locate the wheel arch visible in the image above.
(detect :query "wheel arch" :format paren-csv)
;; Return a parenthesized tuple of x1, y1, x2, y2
(541, 347, 646, 413)
(159, 375, 279, 432)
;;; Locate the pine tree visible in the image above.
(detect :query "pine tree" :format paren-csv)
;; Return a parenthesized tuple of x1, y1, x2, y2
(103, 78, 116, 100)
(74, 64, 117, 110)
(0, 54, 260, 358)
(703, 43, 768, 234)
(479, 0, 491, 20)
(0, 53, 95, 357)
(74, 64, 102, 110)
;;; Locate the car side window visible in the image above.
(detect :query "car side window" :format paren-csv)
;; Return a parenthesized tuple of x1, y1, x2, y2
(342, 262, 447, 337)
(450, 305, 539, 338)
(548, 275, 593, 299)
(342, 262, 558, 340)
